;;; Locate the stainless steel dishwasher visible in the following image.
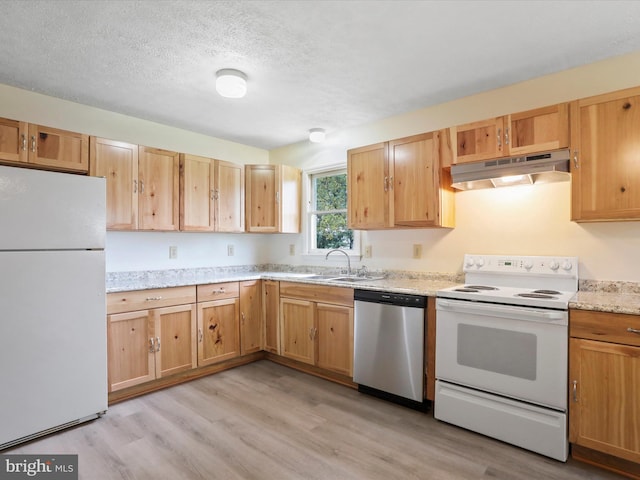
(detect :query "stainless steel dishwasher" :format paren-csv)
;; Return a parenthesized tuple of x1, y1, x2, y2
(353, 289, 426, 408)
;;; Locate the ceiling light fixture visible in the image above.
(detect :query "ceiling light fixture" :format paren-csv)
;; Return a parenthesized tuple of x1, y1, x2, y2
(309, 128, 326, 143)
(215, 69, 247, 98)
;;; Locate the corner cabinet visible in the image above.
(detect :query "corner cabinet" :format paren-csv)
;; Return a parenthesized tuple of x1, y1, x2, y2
(179, 153, 244, 232)
(452, 103, 569, 164)
(570, 86, 640, 222)
(263, 279, 280, 354)
(0, 117, 89, 173)
(245, 164, 301, 233)
(347, 130, 455, 229)
(240, 280, 263, 355)
(569, 309, 640, 477)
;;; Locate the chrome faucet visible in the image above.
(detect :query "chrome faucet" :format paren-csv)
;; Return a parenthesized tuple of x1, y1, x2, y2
(325, 249, 351, 276)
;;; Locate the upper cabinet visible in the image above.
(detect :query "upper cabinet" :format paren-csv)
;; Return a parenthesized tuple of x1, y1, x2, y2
(570, 86, 640, 222)
(90, 137, 139, 230)
(0, 117, 88, 173)
(245, 164, 301, 233)
(452, 103, 569, 164)
(90, 140, 179, 231)
(179, 154, 244, 232)
(347, 130, 455, 229)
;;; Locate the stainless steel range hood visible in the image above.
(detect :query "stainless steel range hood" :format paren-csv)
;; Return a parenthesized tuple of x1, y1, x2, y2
(450, 149, 570, 191)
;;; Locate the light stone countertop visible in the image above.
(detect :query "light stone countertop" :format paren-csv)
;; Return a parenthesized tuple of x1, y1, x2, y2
(569, 291, 640, 316)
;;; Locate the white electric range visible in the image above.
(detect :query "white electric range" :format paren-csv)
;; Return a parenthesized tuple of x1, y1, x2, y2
(435, 254, 578, 462)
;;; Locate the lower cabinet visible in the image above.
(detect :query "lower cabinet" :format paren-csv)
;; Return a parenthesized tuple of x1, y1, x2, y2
(263, 279, 280, 354)
(240, 280, 263, 355)
(279, 282, 354, 376)
(107, 286, 197, 392)
(569, 309, 640, 474)
(197, 297, 240, 365)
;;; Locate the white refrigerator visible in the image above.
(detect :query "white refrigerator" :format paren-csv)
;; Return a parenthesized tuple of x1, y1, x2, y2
(0, 164, 107, 449)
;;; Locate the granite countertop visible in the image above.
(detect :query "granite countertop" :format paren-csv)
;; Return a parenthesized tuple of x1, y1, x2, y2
(106, 266, 640, 315)
(106, 266, 462, 297)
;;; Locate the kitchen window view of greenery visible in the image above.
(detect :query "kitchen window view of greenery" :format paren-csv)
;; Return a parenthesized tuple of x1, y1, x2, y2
(307, 168, 359, 255)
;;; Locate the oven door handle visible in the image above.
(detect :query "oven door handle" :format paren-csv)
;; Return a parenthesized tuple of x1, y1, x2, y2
(437, 299, 567, 324)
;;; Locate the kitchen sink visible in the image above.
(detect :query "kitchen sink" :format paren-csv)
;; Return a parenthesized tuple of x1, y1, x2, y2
(304, 274, 385, 282)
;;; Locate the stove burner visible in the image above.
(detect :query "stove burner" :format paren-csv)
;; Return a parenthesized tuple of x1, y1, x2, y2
(465, 285, 498, 290)
(532, 289, 561, 295)
(454, 288, 480, 292)
(516, 293, 557, 299)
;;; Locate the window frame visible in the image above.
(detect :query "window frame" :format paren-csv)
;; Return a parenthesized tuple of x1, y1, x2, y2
(303, 164, 360, 258)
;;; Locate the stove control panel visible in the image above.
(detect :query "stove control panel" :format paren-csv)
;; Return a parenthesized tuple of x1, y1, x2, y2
(463, 254, 578, 277)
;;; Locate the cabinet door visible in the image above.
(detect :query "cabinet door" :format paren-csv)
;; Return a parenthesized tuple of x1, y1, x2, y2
(316, 303, 353, 376)
(453, 117, 506, 164)
(138, 146, 180, 231)
(0, 117, 28, 164)
(215, 160, 245, 232)
(569, 338, 640, 463)
(240, 280, 263, 355)
(390, 132, 439, 227)
(245, 164, 278, 232)
(263, 280, 280, 354)
(347, 142, 391, 229)
(180, 153, 214, 231)
(280, 297, 315, 365)
(507, 103, 569, 156)
(153, 304, 197, 378)
(571, 88, 640, 221)
(197, 298, 240, 366)
(90, 137, 139, 230)
(107, 310, 155, 392)
(280, 165, 301, 233)
(27, 124, 89, 172)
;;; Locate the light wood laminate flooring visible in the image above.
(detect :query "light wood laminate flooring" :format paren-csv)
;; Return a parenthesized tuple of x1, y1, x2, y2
(7, 361, 624, 479)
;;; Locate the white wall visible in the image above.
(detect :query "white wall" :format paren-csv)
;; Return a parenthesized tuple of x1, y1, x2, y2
(268, 50, 640, 282)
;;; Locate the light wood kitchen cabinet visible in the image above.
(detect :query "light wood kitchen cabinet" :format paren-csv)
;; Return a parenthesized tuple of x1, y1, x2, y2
(245, 164, 301, 233)
(106, 286, 197, 392)
(570, 86, 640, 222)
(348, 130, 454, 229)
(0, 117, 89, 172)
(279, 282, 354, 375)
(180, 153, 244, 232)
(90, 137, 139, 230)
(138, 146, 180, 231)
(569, 309, 640, 474)
(240, 280, 263, 355)
(196, 281, 241, 366)
(452, 103, 569, 164)
(263, 279, 280, 354)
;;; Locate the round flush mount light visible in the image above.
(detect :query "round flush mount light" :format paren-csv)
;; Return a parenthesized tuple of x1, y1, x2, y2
(309, 128, 326, 143)
(215, 69, 247, 98)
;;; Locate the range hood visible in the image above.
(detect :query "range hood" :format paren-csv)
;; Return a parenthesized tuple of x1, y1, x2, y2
(450, 149, 571, 191)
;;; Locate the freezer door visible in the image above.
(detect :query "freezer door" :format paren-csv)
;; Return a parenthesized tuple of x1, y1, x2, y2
(0, 250, 107, 447)
(0, 165, 105, 250)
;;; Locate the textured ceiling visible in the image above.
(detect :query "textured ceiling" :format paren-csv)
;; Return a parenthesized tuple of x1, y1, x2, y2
(1, 0, 640, 150)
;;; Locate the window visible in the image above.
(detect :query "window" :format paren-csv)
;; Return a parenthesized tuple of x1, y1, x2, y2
(306, 168, 359, 255)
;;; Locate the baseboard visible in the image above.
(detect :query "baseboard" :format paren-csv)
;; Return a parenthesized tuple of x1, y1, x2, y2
(572, 444, 640, 479)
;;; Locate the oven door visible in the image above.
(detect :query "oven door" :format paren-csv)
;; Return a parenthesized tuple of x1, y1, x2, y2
(435, 298, 567, 410)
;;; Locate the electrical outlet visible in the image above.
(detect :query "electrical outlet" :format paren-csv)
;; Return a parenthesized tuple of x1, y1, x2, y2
(169, 246, 178, 259)
(227, 244, 234, 256)
(364, 245, 372, 258)
(289, 244, 295, 256)
(412, 244, 422, 259)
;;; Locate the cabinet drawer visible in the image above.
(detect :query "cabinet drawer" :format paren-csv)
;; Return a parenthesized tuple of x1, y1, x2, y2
(107, 286, 197, 314)
(280, 281, 353, 306)
(570, 309, 640, 347)
(197, 281, 240, 302)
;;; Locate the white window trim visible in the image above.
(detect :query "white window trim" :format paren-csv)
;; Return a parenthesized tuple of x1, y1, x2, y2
(302, 163, 361, 259)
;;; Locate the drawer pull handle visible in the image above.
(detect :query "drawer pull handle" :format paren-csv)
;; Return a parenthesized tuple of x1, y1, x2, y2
(155, 337, 160, 352)
(145, 296, 163, 301)
(21, 134, 27, 151)
(213, 288, 226, 294)
(572, 380, 578, 402)
(241, 312, 246, 325)
(627, 327, 640, 335)
(149, 338, 155, 353)
(198, 328, 203, 342)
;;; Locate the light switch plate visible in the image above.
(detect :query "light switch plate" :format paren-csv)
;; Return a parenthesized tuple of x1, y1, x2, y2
(364, 245, 372, 258)
(289, 244, 295, 256)
(169, 246, 178, 259)
(227, 244, 234, 256)
(412, 244, 422, 259)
